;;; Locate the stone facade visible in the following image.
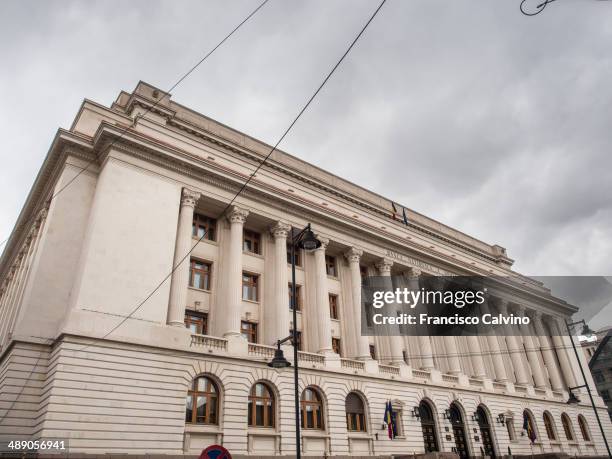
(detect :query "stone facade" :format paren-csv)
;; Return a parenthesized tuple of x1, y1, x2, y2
(0, 81, 610, 457)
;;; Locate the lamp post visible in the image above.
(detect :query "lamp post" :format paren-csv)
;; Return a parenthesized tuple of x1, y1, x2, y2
(564, 319, 611, 457)
(267, 223, 321, 459)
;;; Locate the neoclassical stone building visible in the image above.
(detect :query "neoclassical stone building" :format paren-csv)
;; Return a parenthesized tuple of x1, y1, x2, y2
(0, 81, 610, 457)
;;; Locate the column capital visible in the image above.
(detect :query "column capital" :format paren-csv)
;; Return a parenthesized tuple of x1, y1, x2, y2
(344, 247, 363, 263)
(375, 258, 393, 275)
(407, 267, 422, 277)
(495, 298, 509, 314)
(314, 234, 329, 249)
(512, 304, 527, 316)
(270, 221, 291, 239)
(180, 188, 201, 207)
(227, 206, 249, 224)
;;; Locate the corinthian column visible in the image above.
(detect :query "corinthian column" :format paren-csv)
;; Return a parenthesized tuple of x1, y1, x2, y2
(530, 311, 563, 390)
(313, 236, 333, 354)
(223, 206, 249, 337)
(345, 247, 371, 360)
(376, 258, 405, 365)
(550, 317, 577, 388)
(480, 299, 508, 382)
(167, 188, 201, 327)
(497, 300, 530, 385)
(515, 306, 547, 388)
(268, 222, 291, 344)
(407, 269, 434, 370)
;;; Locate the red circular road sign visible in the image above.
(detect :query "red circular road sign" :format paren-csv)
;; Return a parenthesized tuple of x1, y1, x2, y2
(199, 445, 232, 459)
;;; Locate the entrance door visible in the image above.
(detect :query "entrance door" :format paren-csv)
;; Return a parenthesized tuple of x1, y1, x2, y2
(450, 403, 469, 458)
(477, 406, 496, 458)
(419, 401, 439, 452)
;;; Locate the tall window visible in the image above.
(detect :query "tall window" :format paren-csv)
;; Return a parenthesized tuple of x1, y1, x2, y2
(242, 272, 259, 301)
(543, 412, 556, 440)
(325, 255, 337, 277)
(186, 376, 218, 425)
(290, 329, 302, 350)
(578, 415, 591, 442)
(248, 383, 275, 428)
(329, 294, 339, 319)
(332, 338, 342, 356)
(561, 413, 574, 441)
(346, 392, 366, 432)
(360, 265, 368, 285)
(243, 230, 261, 254)
(192, 214, 216, 241)
(241, 321, 258, 343)
(301, 388, 324, 430)
(289, 283, 301, 311)
(189, 259, 211, 290)
(185, 312, 208, 335)
(369, 344, 376, 360)
(419, 401, 439, 453)
(506, 417, 516, 441)
(287, 245, 302, 266)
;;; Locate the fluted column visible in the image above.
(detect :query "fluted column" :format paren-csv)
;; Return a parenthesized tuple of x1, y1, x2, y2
(344, 247, 371, 360)
(480, 299, 508, 382)
(497, 299, 530, 385)
(515, 306, 547, 388)
(550, 317, 577, 388)
(223, 206, 249, 337)
(407, 269, 434, 370)
(268, 222, 291, 344)
(167, 188, 201, 327)
(313, 236, 333, 354)
(376, 258, 405, 365)
(531, 311, 563, 390)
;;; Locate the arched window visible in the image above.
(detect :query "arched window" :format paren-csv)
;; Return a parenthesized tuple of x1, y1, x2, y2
(248, 382, 275, 427)
(301, 387, 324, 430)
(561, 413, 574, 441)
(543, 412, 556, 440)
(523, 410, 537, 441)
(419, 400, 439, 453)
(186, 376, 219, 425)
(578, 415, 591, 442)
(477, 406, 495, 458)
(346, 392, 366, 432)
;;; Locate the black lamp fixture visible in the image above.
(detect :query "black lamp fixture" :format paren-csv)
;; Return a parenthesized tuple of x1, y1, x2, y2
(412, 406, 421, 419)
(496, 414, 506, 426)
(471, 412, 479, 423)
(567, 390, 581, 405)
(443, 409, 452, 421)
(267, 342, 291, 369)
(297, 226, 322, 251)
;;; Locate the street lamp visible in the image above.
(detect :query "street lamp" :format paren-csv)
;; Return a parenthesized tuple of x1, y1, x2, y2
(267, 223, 320, 459)
(564, 318, 611, 457)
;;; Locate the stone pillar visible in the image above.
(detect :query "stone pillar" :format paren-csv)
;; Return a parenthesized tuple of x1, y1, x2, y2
(223, 206, 249, 338)
(344, 247, 371, 360)
(269, 222, 291, 344)
(531, 311, 564, 391)
(407, 269, 435, 370)
(497, 299, 530, 385)
(375, 258, 405, 365)
(515, 306, 547, 388)
(167, 188, 201, 327)
(313, 236, 333, 354)
(480, 299, 508, 382)
(466, 335, 487, 378)
(550, 317, 577, 388)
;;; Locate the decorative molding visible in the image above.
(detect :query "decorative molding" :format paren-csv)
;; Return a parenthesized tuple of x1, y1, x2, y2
(226, 206, 249, 225)
(375, 258, 394, 275)
(270, 221, 291, 239)
(344, 247, 363, 264)
(180, 188, 201, 207)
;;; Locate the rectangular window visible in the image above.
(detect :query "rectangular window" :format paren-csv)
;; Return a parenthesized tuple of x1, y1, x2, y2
(369, 344, 376, 360)
(287, 245, 302, 266)
(243, 230, 261, 254)
(242, 272, 259, 301)
(332, 338, 342, 356)
(189, 259, 211, 290)
(601, 389, 610, 401)
(289, 283, 301, 311)
(192, 213, 216, 241)
(325, 255, 337, 277)
(290, 330, 302, 350)
(506, 418, 516, 441)
(329, 294, 339, 319)
(594, 371, 604, 383)
(185, 312, 208, 335)
(360, 265, 368, 285)
(241, 321, 258, 343)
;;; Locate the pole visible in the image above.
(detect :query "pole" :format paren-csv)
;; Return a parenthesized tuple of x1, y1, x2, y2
(291, 232, 301, 459)
(565, 320, 611, 457)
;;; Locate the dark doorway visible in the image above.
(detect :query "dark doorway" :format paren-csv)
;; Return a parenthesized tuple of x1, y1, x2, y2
(450, 403, 469, 458)
(477, 406, 496, 458)
(419, 400, 439, 453)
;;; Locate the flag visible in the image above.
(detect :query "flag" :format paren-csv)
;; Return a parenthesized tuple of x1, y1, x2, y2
(383, 400, 395, 439)
(391, 202, 398, 220)
(402, 206, 409, 226)
(523, 411, 536, 444)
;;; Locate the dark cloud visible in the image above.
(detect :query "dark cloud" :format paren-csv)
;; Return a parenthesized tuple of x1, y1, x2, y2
(1, 0, 611, 323)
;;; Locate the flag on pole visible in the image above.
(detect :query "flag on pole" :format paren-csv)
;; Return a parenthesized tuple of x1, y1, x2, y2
(402, 206, 409, 226)
(391, 201, 398, 220)
(383, 400, 395, 439)
(523, 411, 536, 444)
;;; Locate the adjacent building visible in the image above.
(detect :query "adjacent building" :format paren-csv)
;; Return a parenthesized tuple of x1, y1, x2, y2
(0, 82, 610, 457)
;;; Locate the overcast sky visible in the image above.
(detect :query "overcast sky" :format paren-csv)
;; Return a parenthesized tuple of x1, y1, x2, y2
(1, 0, 611, 326)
